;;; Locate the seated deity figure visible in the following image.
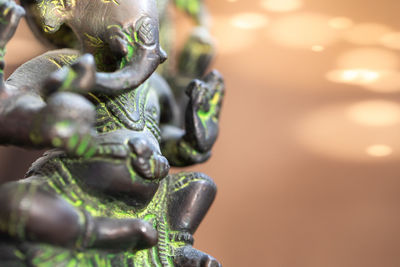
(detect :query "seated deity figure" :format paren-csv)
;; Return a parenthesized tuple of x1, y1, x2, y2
(0, 0, 224, 266)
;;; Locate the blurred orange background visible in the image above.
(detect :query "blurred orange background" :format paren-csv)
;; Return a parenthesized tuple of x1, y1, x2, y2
(3, 0, 400, 266)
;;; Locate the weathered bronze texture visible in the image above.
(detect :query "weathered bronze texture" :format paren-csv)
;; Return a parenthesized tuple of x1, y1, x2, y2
(0, 0, 224, 266)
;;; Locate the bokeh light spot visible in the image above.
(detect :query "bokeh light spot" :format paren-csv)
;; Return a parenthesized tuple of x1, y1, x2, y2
(362, 71, 400, 92)
(328, 49, 400, 91)
(328, 17, 354, 30)
(311, 45, 325, 52)
(344, 23, 392, 45)
(380, 32, 400, 50)
(295, 103, 400, 161)
(231, 13, 269, 30)
(212, 16, 258, 54)
(337, 48, 399, 70)
(268, 13, 338, 49)
(326, 69, 381, 85)
(347, 100, 400, 127)
(366, 145, 393, 157)
(260, 0, 303, 13)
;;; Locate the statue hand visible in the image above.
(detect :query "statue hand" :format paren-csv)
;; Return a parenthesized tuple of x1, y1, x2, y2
(185, 70, 225, 153)
(43, 54, 96, 96)
(129, 138, 170, 180)
(31, 92, 97, 158)
(0, 0, 24, 48)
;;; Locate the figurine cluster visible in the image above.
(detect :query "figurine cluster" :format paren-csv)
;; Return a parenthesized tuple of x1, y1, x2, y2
(0, 0, 224, 266)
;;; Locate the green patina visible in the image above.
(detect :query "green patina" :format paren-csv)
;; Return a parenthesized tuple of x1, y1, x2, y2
(0, 18, 7, 25)
(0, 47, 5, 59)
(84, 145, 97, 159)
(76, 135, 91, 155)
(197, 91, 221, 130)
(51, 137, 62, 147)
(180, 140, 199, 156)
(60, 67, 77, 91)
(67, 133, 79, 150)
(29, 130, 43, 145)
(14, 156, 179, 266)
(178, 37, 213, 76)
(55, 120, 72, 129)
(120, 29, 137, 69)
(174, 0, 200, 17)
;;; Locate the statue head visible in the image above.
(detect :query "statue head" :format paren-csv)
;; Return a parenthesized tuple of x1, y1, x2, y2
(22, 0, 167, 91)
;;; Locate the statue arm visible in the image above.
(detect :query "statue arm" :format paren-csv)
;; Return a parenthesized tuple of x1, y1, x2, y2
(158, 71, 224, 167)
(0, 49, 96, 157)
(0, 90, 97, 159)
(0, 0, 45, 147)
(0, 17, 97, 156)
(0, 0, 97, 154)
(160, 125, 211, 167)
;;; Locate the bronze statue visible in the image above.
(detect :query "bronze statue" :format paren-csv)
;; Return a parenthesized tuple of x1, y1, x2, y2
(0, 0, 224, 266)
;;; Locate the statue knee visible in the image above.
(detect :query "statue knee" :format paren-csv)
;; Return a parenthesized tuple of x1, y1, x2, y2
(0, 181, 83, 247)
(168, 172, 217, 234)
(169, 172, 217, 196)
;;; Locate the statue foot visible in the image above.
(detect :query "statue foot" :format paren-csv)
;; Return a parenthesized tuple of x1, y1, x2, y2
(174, 246, 222, 267)
(90, 217, 158, 250)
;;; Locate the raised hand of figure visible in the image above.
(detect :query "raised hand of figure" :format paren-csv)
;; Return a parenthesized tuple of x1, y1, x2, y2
(184, 70, 224, 153)
(43, 54, 96, 96)
(178, 27, 214, 79)
(129, 138, 170, 180)
(0, 0, 24, 49)
(31, 92, 97, 158)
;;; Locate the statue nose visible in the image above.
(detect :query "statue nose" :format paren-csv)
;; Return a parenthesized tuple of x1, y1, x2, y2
(159, 47, 168, 63)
